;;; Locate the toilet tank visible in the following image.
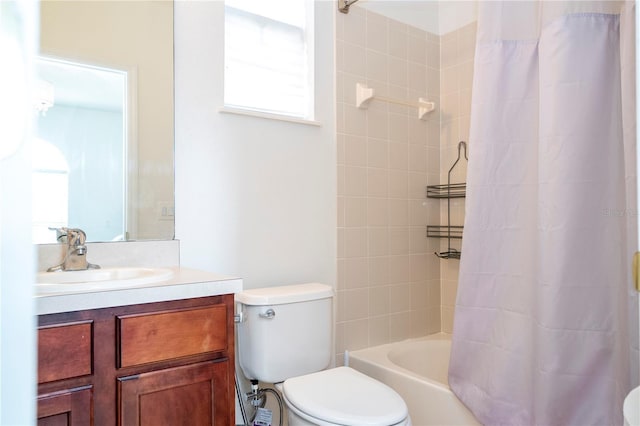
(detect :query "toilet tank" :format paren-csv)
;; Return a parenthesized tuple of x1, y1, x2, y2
(236, 283, 333, 384)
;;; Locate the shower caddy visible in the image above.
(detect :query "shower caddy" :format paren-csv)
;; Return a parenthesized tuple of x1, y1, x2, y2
(426, 141, 468, 259)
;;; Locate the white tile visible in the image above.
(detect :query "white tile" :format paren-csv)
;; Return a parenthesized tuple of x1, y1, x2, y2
(427, 41, 440, 70)
(407, 35, 427, 65)
(367, 107, 389, 139)
(388, 27, 408, 59)
(410, 226, 429, 254)
(337, 258, 346, 290)
(388, 56, 408, 88)
(369, 256, 390, 286)
(408, 116, 428, 145)
(389, 312, 412, 341)
(388, 169, 409, 199)
(389, 142, 408, 171)
(408, 144, 427, 173)
(345, 196, 367, 227)
(344, 228, 368, 258)
(366, 11, 389, 54)
(366, 49, 389, 83)
(441, 65, 460, 96)
(344, 166, 367, 196)
(389, 283, 412, 312)
(411, 281, 429, 310)
(344, 134, 367, 166)
(367, 168, 389, 198)
(367, 137, 388, 168)
(345, 257, 370, 289)
(408, 199, 428, 226)
(345, 288, 369, 320)
(368, 315, 390, 346)
(388, 114, 409, 143)
(343, 11, 366, 46)
(441, 92, 460, 120)
(388, 255, 411, 284)
(369, 286, 390, 316)
(411, 309, 430, 337)
(368, 227, 389, 257)
(388, 199, 408, 226)
(343, 42, 367, 77)
(410, 254, 429, 282)
(337, 227, 345, 259)
(407, 62, 427, 95)
(408, 172, 427, 199)
(388, 227, 410, 255)
(440, 31, 458, 70)
(367, 198, 389, 226)
(345, 319, 370, 350)
(344, 104, 367, 136)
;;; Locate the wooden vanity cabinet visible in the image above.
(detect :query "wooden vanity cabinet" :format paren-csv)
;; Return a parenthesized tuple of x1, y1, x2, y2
(37, 294, 235, 426)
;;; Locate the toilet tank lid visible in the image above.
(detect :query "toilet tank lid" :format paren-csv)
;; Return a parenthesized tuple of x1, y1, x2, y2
(235, 283, 333, 306)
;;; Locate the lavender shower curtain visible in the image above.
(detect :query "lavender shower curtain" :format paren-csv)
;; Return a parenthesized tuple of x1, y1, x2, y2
(448, 2, 639, 425)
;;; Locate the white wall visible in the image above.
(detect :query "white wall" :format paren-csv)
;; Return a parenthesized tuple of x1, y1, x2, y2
(175, 1, 336, 290)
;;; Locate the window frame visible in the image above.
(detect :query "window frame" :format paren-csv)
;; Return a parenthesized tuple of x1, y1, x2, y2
(222, 0, 316, 122)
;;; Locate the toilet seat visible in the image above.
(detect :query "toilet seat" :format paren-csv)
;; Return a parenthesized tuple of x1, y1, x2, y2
(282, 367, 409, 426)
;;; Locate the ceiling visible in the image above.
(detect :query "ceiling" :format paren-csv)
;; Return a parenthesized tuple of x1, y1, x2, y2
(358, 0, 477, 35)
(36, 57, 126, 112)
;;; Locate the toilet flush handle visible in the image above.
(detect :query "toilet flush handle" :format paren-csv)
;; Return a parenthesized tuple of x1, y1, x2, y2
(259, 309, 276, 319)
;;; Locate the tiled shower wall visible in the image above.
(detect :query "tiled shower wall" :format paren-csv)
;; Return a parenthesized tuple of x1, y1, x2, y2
(439, 21, 477, 333)
(335, 7, 479, 351)
(335, 7, 442, 362)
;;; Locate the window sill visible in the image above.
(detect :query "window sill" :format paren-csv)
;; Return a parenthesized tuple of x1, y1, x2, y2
(218, 106, 322, 127)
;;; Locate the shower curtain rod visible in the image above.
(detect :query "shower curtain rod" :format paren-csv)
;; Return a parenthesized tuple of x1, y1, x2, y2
(338, 0, 360, 14)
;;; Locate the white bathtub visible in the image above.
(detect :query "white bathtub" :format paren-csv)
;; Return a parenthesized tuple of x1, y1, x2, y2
(348, 333, 480, 426)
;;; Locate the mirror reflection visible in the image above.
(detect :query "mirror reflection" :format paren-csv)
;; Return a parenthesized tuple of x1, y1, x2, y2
(36, 0, 174, 243)
(34, 58, 127, 243)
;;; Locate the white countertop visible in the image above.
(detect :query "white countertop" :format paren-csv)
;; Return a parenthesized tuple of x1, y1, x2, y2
(36, 267, 243, 315)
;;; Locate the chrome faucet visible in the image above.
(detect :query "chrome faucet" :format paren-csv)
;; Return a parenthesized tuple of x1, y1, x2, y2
(47, 228, 101, 272)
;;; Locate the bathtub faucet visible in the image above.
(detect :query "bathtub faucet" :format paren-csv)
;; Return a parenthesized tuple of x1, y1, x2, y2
(47, 227, 101, 272)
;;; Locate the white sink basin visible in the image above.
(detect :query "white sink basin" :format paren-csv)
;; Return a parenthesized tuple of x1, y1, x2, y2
(36, 267, 174, 294)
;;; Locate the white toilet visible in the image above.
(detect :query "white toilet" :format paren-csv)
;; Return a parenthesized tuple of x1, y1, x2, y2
(236, 283, 411, 426)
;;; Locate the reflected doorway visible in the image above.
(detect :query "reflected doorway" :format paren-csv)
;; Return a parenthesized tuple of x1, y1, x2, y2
(34, 57, 128, 243)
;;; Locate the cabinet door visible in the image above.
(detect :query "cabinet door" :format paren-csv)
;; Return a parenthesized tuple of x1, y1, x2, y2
(118, 360, 231, 426)
(37, 386, 92, 426)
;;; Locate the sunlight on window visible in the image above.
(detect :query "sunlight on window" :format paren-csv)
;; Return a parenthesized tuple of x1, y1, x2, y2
(224, 0, 313, 119)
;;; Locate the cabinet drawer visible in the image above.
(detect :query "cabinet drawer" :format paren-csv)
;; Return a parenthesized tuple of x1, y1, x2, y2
(38, 322, 93, 384)
(38, 385, 93, 426)
(117, 305, 228, 368)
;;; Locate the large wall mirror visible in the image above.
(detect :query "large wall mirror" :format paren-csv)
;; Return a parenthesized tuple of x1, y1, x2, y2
(35, 0, 174, 243)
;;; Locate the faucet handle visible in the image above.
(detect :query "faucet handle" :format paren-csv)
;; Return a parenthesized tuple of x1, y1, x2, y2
(48, 226, 68, 242)
(48, 227, 87, 245)
(65, 228, 87, 247)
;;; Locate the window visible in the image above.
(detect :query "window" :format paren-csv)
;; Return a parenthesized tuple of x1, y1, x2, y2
(224, 0, 314, 119)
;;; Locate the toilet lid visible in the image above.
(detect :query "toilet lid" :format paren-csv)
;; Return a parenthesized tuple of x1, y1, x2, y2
(282, 367, 408, 426)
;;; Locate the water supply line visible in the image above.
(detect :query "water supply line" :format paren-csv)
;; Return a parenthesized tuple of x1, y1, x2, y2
(235, 378, 284, 426)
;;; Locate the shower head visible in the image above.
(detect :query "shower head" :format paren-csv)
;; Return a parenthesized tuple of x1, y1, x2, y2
(338, 0, 360, 14)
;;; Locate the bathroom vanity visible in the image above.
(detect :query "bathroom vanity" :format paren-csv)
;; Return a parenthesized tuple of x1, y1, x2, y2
(36, 266, 241, 426)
